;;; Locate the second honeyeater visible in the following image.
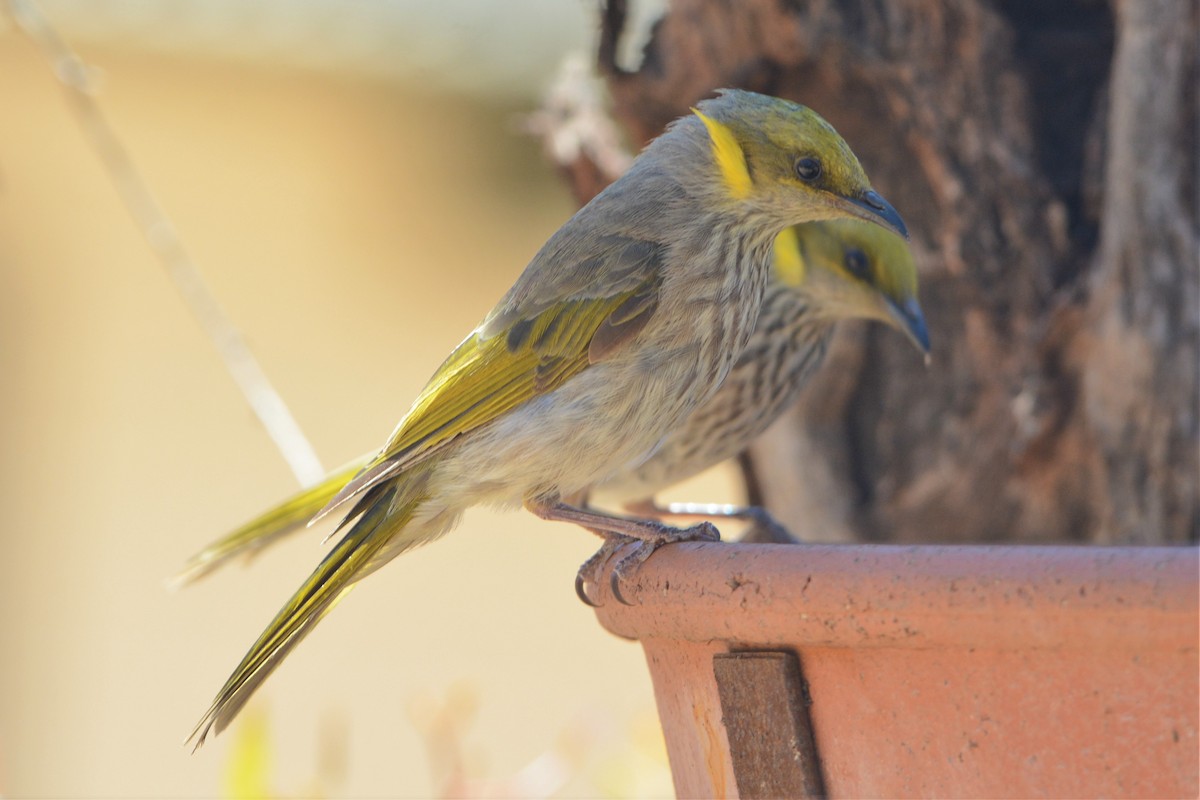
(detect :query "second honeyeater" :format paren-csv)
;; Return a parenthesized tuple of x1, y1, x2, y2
(187, 89, 907, 746)
(594, 219, 929, 533)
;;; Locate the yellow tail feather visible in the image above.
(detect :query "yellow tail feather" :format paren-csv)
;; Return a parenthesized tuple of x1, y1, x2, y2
(172, 455, 373, 587)
(188, 487, 425, 749)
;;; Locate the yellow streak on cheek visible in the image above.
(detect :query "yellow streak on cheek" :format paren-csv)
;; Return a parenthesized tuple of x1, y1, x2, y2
(771, 227, 806, 287)
(692, 109, 753, 200)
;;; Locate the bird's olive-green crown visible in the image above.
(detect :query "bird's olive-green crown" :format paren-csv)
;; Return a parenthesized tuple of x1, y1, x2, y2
(685, 90, 907, 238)
(773, 219, 930, 354)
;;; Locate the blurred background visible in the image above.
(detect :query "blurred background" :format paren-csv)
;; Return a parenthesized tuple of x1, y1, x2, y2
(0, 1, 712, 796)
(3, 0, 1196, 797)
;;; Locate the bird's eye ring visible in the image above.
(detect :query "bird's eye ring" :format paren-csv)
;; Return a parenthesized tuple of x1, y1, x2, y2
(795, 156, 823, 182)
(844, 248, 871, 281)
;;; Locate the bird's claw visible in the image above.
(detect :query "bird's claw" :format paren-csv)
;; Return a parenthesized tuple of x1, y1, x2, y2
(609, 521, 721, 606)
(610, 548, 647, 606)
(574, 535, 627, 607)
(575, 571, 599, 607)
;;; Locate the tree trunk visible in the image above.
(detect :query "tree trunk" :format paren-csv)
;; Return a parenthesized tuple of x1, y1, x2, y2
(550, 0, 1198, 544)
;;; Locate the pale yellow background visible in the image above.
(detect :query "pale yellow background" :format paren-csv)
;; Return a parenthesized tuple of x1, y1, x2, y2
(0, 6, 738, 798)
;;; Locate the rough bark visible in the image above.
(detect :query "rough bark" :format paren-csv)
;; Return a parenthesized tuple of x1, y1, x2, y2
(556, 0, 1198, 544)
(1066, 0, 1199, 542)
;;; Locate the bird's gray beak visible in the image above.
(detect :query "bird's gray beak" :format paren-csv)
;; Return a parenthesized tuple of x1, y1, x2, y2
(885, 295, 931, 356)
(844, 190, 909, 240)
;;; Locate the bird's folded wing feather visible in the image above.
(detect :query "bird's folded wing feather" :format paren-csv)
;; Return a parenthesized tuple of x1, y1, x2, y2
(317, 235, 667, 520)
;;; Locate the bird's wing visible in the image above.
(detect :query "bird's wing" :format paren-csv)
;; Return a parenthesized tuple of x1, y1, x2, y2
(316, 237, 666, 521)
(188, 258, 663, 744)
(483, 230, 669, 336)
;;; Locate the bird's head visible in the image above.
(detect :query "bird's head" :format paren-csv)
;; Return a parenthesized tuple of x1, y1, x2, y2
(685, 90, 907, 238)
(773, 219, 930, 355)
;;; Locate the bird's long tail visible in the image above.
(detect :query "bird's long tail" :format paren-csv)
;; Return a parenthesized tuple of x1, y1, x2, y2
(187, 483, 425, 750)
(172, 455, 373, 587)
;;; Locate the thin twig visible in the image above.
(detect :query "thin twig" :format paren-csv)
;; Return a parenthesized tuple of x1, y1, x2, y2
(8, 0, 325, 487)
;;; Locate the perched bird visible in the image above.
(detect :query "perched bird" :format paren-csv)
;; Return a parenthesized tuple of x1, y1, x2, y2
(593, 219, 929, 543)
(175, 220, 927, 584)
(185, 90, 907, 747)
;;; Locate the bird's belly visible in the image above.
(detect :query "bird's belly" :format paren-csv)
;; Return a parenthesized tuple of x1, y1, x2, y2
(426, 354, 714, 508)
(596, 304, 833, 503)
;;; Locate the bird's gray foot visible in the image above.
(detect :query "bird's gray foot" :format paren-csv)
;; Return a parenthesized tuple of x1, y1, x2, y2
(608, 520, 720, 605)
(574, 533, 629, 607)
(526, 498, 721, 606)
(631, 499, 799, 544)
(721, 505, 797, 544)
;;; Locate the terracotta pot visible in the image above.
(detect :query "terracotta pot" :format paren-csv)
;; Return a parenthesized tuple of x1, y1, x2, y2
(591, 543, 1199, 799)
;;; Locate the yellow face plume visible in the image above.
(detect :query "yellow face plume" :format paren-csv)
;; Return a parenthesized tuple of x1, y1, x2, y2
(775, 219, 930, 354)
(691, 91, 908, 238)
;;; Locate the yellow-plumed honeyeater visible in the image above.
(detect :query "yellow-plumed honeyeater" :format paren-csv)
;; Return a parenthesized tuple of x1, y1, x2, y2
(179, 221, 927, 583)
(184, 90, 907, 747)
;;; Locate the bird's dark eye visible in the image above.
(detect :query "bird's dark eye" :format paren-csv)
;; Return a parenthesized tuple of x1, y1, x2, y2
(795, 157, 823, 182)
(844, 248, 871, 281)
